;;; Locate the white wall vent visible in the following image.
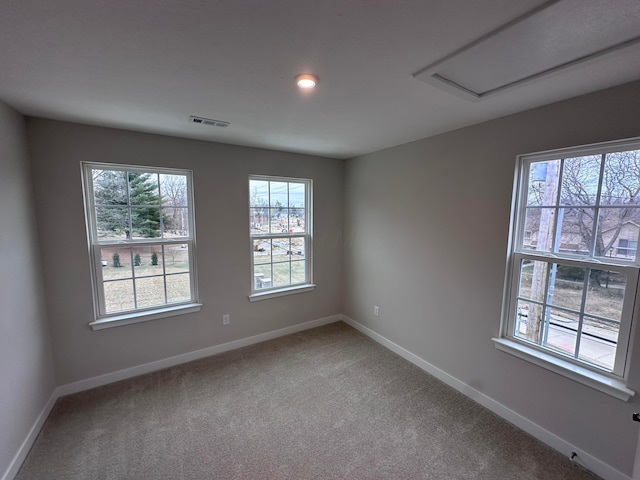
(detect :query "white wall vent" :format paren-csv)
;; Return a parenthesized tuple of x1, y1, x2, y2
(189, 116, 230, 128)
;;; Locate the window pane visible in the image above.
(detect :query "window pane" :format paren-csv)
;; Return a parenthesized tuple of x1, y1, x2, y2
(291, 261, 305, 284)
(547, 264, 585, 312)
(165, 244, 189, 274)
(596, 208, 640, 261)
(272, 261, 291, 287)
(578, 316, 618, 371)
(290, 237, 305, 259)
(104, 279, 135, 313)
(93, 169, 127, 206)
(545, 308, 578, 357)
(254, 264, 272, 290)
(526, 160, 560, 206)
(249, 180, 269, 207)
(522, 208, 556, 252)
(270, 208, 289, 233)
(130, 207, 162, 239)
(133, 246, 164, 277)
(101, 247, 132, 280)
(160, 174, 188, 207)
(162, 207, 189, 238)
(272, 238, 289, 261)
(289, 183, 305, 208)
(584, 269, 625, 321)
(517, 260, 547, 303)
(270, 181, 288, 208)
(560, 155, 601, 206)
(616, 239, 637, 259)
(514, 300, 543, 343)
(135, 276, 166, 308)
(290, 208, 305, 233)
(95, 206, 129, 240)
(128, 172, 160, 206)
(166, 273, 191, 303)
(253, 239, 271, 265)
(557, 207, 593, 255)
(601, 150, 640, 206)
(250, 208, 269, 234)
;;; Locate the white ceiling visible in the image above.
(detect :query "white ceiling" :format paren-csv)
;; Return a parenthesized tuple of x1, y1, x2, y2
(1, 0, 640, 159)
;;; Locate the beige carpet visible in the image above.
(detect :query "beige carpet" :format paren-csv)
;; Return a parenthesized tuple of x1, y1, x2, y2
(17, 322, 600, 479)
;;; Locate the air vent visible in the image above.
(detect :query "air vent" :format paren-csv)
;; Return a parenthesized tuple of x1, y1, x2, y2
(189, 116, 230, 128)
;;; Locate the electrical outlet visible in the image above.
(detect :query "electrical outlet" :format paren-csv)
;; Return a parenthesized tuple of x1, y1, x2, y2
(223, 314, 230, 325)
(373, 305, 379, 316)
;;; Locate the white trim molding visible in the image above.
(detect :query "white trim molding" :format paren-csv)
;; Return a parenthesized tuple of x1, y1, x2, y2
(2, 391, 58, 480)
(492, 337, 634, 401)
(3, 314, 341, 480)
(59, 314, 340, 396)
(341, 314, 631, 480)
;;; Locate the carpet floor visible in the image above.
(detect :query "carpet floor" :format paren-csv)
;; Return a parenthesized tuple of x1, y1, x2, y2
(17, 322, 600, 479)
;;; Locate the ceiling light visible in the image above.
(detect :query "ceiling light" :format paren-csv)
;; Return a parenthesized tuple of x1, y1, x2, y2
(296, 74, 317, 89)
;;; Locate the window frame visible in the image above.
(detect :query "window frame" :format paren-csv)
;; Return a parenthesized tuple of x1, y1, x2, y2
(248, 175, 314, 301)
(81, 162, 201, 329)
(496, 137, 640, 400)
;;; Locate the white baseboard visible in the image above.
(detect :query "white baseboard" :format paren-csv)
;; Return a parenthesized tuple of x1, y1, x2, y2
(3, 314, 341, 480)
(2, 390, 58, 480)
(341, 315, 630, 480)
(57, 314, 342, 397)
(7, 314, 628, 480)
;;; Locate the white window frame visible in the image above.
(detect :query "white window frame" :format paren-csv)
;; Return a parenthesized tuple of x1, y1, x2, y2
(81, 162, 200, 330)
(495, 138, 640, 401)
(248, 175, 314, 301)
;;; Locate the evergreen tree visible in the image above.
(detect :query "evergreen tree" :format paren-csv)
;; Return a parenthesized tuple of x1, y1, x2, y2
(112, 252, 121, 268)
(93, 170, 163, 238)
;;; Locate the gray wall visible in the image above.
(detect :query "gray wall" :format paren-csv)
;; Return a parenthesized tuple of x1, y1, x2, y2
(27, 119, 343, 385)
(0, 102, 56, 476)
(342, 80, 640, 476)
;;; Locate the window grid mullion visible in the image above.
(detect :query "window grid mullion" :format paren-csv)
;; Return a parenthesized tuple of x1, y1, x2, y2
(539, 262, 553, 346)
(550, 159, 564, 254)
(129, 248, 139, 309)
(126, 171, 133, 241)
(572, 268, 593, 360)
(588, 154, 607, 258)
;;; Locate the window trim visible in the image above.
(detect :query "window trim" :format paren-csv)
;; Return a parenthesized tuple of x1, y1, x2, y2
(248, 175, 313, 299)
(81, 162, 200, 329)
(497, 137, 640, 400)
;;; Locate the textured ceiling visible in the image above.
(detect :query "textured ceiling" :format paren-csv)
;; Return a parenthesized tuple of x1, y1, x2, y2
(1, 0, 640, 159)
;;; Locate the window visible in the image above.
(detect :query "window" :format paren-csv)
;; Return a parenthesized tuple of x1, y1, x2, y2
(617, 239, 638, 258)
(498, 138, 640, 397)
(82, 163, 199, 329)
(249, 175, 313, 300)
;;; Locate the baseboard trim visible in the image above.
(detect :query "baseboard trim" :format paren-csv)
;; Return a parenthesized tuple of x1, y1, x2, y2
(57, 314, 342, 397)
(2, 389, 58, 480)
(4, 314, 342, 480)
(341, 315, 630, 480)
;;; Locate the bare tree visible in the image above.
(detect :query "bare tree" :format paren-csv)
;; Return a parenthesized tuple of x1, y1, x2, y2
(160, 174, 187, 234)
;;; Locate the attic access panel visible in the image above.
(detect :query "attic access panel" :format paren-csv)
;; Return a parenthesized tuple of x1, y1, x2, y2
(413, 0, 640, 101)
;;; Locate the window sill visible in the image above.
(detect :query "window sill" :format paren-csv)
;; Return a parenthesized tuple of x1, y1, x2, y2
(492, 337, 635, 401)
(248, 284, 316, 302)
(89, 303, 202, 331)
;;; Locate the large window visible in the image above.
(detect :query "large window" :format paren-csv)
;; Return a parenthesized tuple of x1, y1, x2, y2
(500, 138, 640, 391)
(82, 163, 199, 328)
(249, 175, 313, 299)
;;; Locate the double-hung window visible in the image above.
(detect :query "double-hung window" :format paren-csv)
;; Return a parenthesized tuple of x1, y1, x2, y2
(248, 175, 313, 300)
(82, 162, 199, 329)
(498, 138, 640, 399)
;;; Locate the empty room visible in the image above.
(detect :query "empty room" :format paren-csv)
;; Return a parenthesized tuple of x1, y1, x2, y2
(2, 1, 640, 479)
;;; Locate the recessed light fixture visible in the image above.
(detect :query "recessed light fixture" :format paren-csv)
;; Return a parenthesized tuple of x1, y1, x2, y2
(296, 74, 317, 89)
